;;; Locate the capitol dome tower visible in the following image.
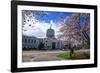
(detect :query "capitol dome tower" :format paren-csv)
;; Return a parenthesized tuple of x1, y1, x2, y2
(46, 24, 55, 38)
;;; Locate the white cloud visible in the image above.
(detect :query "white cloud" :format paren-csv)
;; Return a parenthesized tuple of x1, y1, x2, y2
(22, 11, 61, 38)
(23, 17, 60, 38)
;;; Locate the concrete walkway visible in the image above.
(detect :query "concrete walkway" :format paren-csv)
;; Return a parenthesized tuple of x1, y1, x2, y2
(22, 49, 89, 62)
(22, 50, 65, 62)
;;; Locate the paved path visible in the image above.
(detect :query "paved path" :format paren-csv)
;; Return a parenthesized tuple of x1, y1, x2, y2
(22, 50, 65, 62)
(22, 49, 89, 62)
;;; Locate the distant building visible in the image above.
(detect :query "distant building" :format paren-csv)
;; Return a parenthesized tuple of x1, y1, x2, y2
(22, 26, 64, 50)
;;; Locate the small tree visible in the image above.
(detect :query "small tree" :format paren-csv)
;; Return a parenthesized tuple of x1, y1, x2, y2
(38, 42, 44, 50)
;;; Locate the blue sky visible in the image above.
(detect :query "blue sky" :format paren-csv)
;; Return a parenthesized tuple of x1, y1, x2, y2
(34, 11, 73, 23)
(22, 10, 90, 38)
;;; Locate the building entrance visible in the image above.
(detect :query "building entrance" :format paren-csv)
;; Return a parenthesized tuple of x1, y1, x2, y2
(52, 42, 56, 49)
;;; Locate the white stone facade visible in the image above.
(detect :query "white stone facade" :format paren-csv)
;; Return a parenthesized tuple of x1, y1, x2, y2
(22, 27, 64, 49)
(22, 36, 64, 49)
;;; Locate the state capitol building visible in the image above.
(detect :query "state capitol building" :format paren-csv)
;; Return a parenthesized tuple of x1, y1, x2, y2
(22, 26, 64, 50)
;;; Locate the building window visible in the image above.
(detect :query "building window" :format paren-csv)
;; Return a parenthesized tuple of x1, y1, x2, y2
(34, 40, 36, 43)
(28, 39, 30, 43)
(31, 40, 33, 43)
(25, 39, 27, 43)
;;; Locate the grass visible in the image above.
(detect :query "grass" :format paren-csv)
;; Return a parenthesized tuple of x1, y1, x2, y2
(57, 51, 70, 59)
(57, 50, 90, 60)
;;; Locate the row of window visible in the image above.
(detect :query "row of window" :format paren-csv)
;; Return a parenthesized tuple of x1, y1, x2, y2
(23, 39, 62, 46)
(23, 46, 36, 48)
(23, 39, 36, 43)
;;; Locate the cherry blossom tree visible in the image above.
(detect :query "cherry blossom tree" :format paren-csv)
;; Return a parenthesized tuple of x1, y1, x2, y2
(58, 13, 90, 50)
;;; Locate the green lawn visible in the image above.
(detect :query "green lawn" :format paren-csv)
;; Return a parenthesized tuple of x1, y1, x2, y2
(57, 50, 90, 60)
